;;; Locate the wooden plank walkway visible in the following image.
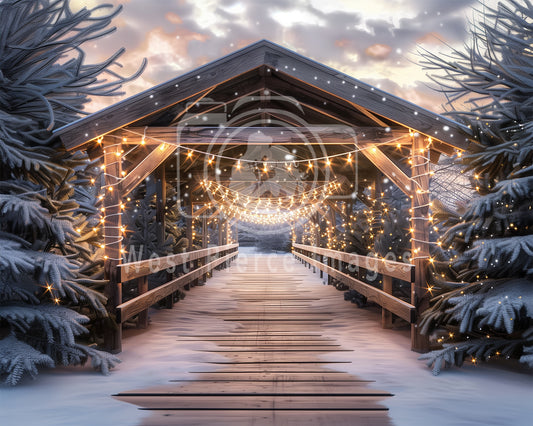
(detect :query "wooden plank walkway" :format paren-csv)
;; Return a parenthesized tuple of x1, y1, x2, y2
(114, 254, 393, 425)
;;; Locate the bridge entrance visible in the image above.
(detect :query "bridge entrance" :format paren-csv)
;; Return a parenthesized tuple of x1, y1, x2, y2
(54, 40, 475, 353)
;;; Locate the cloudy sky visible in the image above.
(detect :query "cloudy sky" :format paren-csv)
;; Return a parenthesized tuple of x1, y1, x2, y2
(76, 0, 499, 113)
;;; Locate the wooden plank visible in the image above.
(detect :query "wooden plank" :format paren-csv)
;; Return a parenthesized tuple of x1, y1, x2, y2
(196, 363, 349, 371)
(146, 382, 383, 393)
(204, 345, 345, 351)
(356, 139, 412, 196)
(118, 243, 238, 282)
(126, 409, 392, 426)
(117, 388, 391, 396)
(118, 143, 176, 197)
(205, 348, 352, 353)
(203, 353, 350, 363)
(293, 251, 415, 323)
(113, 395, 389, 410)
(169, 373, 369, 382)
(116, 251, 237, 323)
(292, 243, 414, 282)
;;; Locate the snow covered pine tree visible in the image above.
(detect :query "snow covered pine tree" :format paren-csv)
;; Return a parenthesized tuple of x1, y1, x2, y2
(417, 0, 533, 374)
(0, 0, 144, 385)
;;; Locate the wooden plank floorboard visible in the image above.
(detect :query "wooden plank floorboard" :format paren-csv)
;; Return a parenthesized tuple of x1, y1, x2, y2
(168, 374, 374, 382)
(114, 254, 393, 425)
(129, 410, 392, 426)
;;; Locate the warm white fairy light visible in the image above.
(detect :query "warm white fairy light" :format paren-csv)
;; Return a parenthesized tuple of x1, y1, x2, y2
(201, 179, 341, 212)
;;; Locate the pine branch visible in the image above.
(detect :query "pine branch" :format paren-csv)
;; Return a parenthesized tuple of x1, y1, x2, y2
(0, 335, 54, 385)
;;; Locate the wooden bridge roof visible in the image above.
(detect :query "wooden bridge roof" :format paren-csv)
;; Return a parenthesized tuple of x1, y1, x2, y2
(54, 39, 474, 153)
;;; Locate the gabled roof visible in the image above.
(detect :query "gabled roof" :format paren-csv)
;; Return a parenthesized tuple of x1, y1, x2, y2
(54, 39, 474, 152)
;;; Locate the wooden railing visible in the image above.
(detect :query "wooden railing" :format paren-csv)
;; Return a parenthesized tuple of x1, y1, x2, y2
(115, 243, 238, 324)
(292, 243, 415, 326)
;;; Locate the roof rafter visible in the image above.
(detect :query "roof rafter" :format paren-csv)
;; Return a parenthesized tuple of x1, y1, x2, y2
(54, 40, 475, 153)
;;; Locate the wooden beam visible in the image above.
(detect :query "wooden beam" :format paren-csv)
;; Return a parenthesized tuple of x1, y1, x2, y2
(118, 143, 175, 197)
(116, 250, 238, 323)
(293, 250, 415, 323)
(356, 140, 412, 196)
(201, 214, 208, 281)
(169, 87, 216, 125)
(351, 104, 389, 127)
(292, 243, 414, 282)
(102, 138, 123, 353)
(410, 134, 431, 352)
(192, 203, 214, 218)
(121, 126, 409, 146)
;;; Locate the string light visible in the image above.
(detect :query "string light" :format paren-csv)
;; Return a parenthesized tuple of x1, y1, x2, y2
(91, 127, 438, 270)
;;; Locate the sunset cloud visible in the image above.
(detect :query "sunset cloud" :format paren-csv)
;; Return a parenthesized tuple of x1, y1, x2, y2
(82, 0, 491, 113)
(365, 44, 393, 60)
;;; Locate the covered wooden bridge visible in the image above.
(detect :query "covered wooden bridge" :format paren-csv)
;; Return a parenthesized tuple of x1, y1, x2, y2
(53, 40, 475, 423)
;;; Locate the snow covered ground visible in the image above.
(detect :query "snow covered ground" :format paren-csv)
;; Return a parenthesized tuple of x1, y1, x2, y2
(1, 251, 531, 426)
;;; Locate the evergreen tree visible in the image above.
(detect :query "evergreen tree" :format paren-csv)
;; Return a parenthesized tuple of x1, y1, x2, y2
(0, 0, 144, 385)
(418, 0, 533, 374)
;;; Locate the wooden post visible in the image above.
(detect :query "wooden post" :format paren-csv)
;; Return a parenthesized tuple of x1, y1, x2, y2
(183, 196, 194, 289)
(103, 138, 123, 353)
(137, 276, 148, 328)
(381, 275, 393, 329)
(202, 214, 208, 282)
(218, 214, 227, 269)
(225, 221, 231, 268)
(218, 213, 225, 245)
(411, 134, 431, 352)
(191, 200, 199, 287)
